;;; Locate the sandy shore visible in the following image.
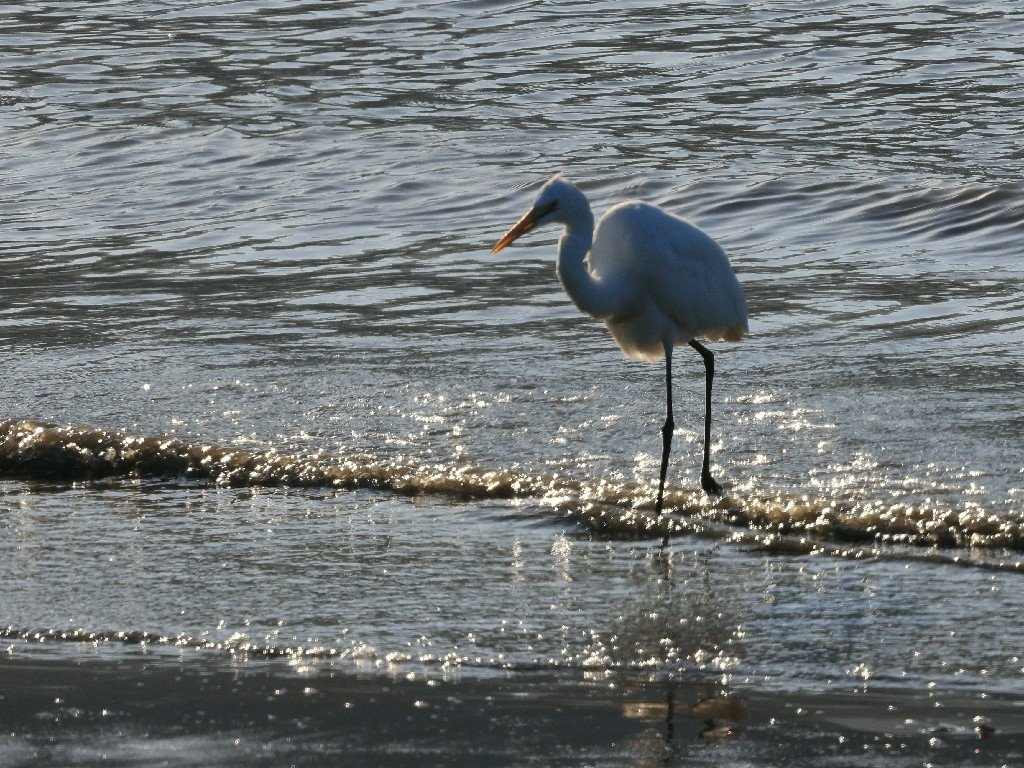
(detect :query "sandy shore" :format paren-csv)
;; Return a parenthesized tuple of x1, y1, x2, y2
(1, 648, 1021, 767)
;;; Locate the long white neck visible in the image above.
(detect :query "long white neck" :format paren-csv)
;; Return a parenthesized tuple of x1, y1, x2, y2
(555, 210, 623, 320)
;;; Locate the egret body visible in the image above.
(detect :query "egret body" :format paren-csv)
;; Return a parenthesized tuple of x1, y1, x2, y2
(492, 174, 748, 517)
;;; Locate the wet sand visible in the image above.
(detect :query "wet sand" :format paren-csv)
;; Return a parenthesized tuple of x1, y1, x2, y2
(1, 649, 1020, 767)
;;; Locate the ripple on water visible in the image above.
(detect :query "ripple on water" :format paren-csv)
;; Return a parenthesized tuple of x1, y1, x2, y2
(3, 420, 1023, 563)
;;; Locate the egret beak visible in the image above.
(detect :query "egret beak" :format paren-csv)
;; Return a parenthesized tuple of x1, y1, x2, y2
(491, 200, 558, 254)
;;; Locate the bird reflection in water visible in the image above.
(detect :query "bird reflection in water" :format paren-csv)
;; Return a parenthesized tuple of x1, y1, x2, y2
(612, 547, 747, 761)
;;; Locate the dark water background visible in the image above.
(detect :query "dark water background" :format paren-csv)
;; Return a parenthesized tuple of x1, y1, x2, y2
(3, 3, 1024, 757)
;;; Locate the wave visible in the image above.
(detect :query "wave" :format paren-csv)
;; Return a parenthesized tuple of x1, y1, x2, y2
(0, 626, 338, 662)
(3, 420, 1023, 560)
(837, 181, 1024, 246)
(0, 625, 733, 677)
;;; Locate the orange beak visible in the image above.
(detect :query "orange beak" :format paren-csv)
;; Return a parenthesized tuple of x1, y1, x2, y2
(491, 200, 558, 255)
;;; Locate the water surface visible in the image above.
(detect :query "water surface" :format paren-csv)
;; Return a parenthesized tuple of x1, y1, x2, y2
(2, 2, 1024, 763)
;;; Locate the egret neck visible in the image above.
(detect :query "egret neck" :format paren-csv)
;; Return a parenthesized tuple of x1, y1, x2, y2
(555, 206, 624, 321)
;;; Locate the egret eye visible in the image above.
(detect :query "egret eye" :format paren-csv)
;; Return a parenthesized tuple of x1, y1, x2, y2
(536, 199, 558, 218)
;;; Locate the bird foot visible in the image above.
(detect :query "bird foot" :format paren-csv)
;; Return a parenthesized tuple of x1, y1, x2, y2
(701, 472, 723, 496)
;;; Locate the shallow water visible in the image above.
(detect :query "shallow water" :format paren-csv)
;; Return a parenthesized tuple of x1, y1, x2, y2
(3, 654, 1022, 768)
(3, 0, 1024, 752)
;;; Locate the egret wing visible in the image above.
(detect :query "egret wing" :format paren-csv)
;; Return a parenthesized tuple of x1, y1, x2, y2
(590, 202, 747, 342)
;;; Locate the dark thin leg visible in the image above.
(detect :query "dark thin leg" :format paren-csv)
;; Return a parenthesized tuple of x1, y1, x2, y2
(689, 339, 723, 496)
(663, 684, 675, 762)
(655, 347, 674, 523)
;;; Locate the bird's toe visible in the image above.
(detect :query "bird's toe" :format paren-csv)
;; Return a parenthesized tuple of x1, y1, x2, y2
(701, 473, 724, 496)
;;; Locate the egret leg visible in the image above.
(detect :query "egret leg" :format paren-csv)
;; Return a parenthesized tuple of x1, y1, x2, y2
(689, 339, 723, 496)
(655, 347, 674, 520)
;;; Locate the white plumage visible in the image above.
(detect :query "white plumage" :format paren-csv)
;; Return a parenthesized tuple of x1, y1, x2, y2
(492, 174, 748, 522)
(588, 200, 747, 360)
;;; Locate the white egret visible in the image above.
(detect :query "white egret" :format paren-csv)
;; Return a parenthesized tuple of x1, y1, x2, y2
(492, 174, 747, 515)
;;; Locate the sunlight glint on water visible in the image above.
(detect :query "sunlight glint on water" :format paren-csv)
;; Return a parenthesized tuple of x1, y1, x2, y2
(2, 0, 1024, 692)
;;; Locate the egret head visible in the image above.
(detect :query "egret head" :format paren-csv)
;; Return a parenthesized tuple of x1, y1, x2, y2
(492, 174, 589, 254)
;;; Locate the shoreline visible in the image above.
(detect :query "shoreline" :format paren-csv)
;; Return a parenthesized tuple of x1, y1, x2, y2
(5, 420, 1024, 558)
(2, 648, 1020, 767)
